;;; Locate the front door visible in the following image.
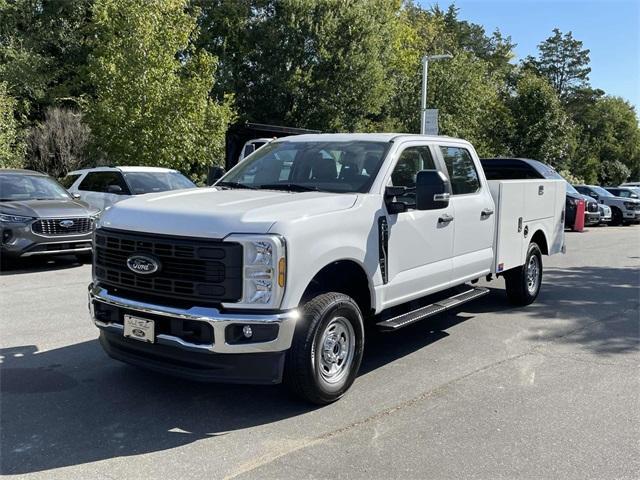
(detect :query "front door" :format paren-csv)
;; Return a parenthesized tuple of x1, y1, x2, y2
(382, 144, 454, 309)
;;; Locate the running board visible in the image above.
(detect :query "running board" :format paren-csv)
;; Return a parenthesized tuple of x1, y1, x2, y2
(376, 287, 490, 331)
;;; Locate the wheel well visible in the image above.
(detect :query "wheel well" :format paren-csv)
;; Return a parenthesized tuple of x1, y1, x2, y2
(301, 260, 372, 317)
(531, 230, 548, 255)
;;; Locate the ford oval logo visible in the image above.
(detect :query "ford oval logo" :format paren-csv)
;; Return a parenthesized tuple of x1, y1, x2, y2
(59, 220, 75, 228)
(126, 254, 160, 275)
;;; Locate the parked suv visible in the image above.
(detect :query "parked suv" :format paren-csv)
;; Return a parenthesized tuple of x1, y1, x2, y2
(62, 166, 196, 211)
(0, 169, 98, 261)
(574, 185, 640, 225)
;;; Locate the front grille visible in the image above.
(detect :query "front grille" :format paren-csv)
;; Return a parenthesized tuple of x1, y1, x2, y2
(94, 229, 243, 305)
(32, 217, 93, 235)
(586, 202, 598, 213)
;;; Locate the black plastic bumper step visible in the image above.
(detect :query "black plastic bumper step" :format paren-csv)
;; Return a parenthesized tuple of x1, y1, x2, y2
(376, 287, 490, 331)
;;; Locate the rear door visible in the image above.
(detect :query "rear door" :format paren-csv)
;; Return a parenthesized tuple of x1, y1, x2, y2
(438, 144, 495, 284)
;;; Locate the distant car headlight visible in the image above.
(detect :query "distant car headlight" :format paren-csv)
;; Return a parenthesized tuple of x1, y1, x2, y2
(623, 202, 637, 209)
(0, 213, 34, 224)
(567, 197, 579, 206)
(225, 234, 286, 309)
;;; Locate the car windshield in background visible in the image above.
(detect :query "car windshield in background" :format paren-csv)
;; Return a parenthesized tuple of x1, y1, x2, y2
(566, 182, 581, 195)
(0, 174, 71, 201)
(219, 140, 391, 193)
(123, 172, 196, 194)
(591, 186, 614, 197)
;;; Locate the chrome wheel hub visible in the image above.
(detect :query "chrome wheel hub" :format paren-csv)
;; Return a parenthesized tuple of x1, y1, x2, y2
(317, 316, 355, 384)
(526, 255, 540, 295)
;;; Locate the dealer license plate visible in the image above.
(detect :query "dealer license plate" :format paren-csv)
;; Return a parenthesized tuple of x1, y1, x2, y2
(124, 314, 155, 343)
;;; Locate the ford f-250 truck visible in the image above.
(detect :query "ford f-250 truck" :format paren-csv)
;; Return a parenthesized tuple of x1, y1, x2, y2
(89, 134, 565, 404)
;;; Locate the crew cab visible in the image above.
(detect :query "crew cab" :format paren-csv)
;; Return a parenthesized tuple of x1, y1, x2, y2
(89, 134, 565, 404)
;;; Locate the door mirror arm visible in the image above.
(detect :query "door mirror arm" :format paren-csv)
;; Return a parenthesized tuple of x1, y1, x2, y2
(384, 186, 415, 214)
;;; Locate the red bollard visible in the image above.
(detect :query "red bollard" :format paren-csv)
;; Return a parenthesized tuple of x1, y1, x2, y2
(573, 199, 585, 232)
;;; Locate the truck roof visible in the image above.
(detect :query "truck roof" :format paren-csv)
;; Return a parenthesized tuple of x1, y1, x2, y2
(273, 133, 466, 144)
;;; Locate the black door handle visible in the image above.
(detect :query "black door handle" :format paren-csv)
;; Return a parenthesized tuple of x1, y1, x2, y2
(481, 208, 494, 218)
(438, 214, 454, 224)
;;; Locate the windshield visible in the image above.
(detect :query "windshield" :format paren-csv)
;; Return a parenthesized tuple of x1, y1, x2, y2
(0, 174, 71, 201)
(219, 140, 391, 193)
(565, 182, 580, 195)
(123, 171, 196, 194)
(591, 186, 614, 197)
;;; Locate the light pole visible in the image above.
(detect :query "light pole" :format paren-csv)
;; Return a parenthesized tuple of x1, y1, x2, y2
(420, 53, 452, 134)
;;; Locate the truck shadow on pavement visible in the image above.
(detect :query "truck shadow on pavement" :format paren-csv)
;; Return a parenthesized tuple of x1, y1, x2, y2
(1, 266, 638, 474)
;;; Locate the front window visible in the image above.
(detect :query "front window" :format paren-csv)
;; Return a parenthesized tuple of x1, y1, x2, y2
(123, 171, 196, 194)
(0, 174, 71, 201)
(219, 140, 391, 193)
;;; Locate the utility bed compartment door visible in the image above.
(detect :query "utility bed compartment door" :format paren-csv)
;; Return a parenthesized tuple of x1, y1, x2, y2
(523, 181, 556, 221)
(488, 181, 525, 274)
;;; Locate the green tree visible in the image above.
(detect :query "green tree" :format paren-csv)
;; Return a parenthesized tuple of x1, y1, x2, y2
(599, 159, 631, 185)
(508, 72, 576, 169)
(577, 96, 640, 182)
(87, 0, 234, 176)
(196, 0, 398, 131)
(0, 0, 93, 120)
(525, 28, 591, 99)
(0, 81, 25, 167)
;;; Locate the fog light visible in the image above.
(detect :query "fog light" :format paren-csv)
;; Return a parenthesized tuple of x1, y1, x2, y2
(242, 325, 253, 338)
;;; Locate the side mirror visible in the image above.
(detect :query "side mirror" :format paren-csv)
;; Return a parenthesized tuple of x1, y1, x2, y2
(106, 184, 123, 194)
(415, 170, 451, 210)
(207, 166, 226, 186)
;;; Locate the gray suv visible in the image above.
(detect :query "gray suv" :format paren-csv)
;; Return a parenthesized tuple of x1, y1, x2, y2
(0, 169, 99, 261)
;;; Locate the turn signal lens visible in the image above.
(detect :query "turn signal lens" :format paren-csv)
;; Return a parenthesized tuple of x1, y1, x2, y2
(278, 257, 286, 288)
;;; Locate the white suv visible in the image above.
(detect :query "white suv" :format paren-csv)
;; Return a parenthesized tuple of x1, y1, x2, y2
(61, 166, 196, 211)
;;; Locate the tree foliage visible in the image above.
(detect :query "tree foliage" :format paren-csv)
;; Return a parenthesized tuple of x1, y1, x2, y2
(0, 81, 25, 167)
(87, 0, 234, 176)
(525, 28, 591, 99)
(507, 72, 576, 169)
(0, 1, 637, 184)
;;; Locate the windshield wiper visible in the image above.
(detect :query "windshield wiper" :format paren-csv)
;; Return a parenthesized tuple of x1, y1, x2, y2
(215, 181, 258, 190)
(257, 183, 320, 192)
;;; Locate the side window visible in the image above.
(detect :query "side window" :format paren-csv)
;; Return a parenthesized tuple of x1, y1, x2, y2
(440, 146, 480, 195)
(60, 174, 81, 189)
(390, 146, 436, 203)
(390, 146, 436, 188)
(78, 172, 129, 194)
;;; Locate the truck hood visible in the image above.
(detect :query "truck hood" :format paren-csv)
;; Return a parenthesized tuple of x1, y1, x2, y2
(99, 187, 358, 238)
(0, 199, 97, 218)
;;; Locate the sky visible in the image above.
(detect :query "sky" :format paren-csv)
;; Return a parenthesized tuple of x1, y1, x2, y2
(419, 0, 640, 107)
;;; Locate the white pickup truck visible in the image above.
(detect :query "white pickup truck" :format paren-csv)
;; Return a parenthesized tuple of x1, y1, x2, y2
(89, 133, 565, 404)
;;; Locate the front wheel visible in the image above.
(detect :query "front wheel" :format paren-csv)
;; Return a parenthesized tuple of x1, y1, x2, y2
(284, 292, 364, 405)
(504, 242, 543, 306)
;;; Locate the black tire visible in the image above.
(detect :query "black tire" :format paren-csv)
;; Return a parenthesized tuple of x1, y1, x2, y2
(504, 242, 543, 306)
(284, 292, 364, 405)
(609, 207, 623, 226)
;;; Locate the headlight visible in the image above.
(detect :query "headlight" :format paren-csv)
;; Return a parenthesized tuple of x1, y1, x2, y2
(0, 213, 34, 224)
(623, 202, 637, 209)
(224, 234, 286, 309)
(567, 197, 578, 206)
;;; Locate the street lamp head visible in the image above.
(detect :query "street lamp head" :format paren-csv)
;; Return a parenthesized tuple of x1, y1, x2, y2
(423, 53, 453, 63)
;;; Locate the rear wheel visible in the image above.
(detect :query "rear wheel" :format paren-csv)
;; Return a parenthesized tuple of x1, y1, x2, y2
(284, 292, 364, 405)
(504, 242, 542, 306)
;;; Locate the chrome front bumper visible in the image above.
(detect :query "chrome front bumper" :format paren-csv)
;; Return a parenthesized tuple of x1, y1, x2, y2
(88, 284, 299, 354)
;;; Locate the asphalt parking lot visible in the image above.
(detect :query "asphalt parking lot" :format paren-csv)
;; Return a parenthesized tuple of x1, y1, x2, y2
(1, 226, 639, 480)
